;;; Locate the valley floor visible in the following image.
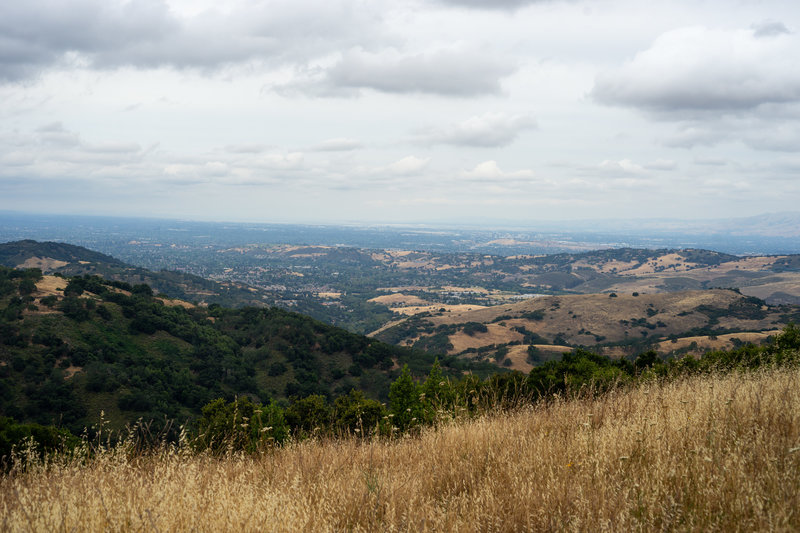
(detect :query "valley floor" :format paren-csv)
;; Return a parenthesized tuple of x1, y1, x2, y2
(2, 368, 799, 532)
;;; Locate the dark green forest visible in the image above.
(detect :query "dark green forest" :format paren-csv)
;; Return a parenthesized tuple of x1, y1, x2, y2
(0, 266, 497, 437)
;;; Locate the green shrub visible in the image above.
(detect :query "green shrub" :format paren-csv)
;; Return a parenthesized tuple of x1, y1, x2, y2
(191, 397, 288, 454)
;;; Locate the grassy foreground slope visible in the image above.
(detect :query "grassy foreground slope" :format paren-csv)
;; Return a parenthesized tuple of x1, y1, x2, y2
(3, 367, 799, 532)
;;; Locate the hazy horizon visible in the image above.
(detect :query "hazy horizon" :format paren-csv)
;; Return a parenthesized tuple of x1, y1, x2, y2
(2, 207, 800, 231)
(2, 0, 799, 224)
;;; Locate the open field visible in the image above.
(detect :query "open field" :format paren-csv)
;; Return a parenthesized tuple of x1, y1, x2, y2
(3, 368, 799, 532)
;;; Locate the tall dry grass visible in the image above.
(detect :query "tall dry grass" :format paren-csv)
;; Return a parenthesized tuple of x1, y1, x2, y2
(2, 368, 799, 532)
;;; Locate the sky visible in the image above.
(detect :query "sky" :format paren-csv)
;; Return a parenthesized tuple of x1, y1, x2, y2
(1, 0, 799, 225)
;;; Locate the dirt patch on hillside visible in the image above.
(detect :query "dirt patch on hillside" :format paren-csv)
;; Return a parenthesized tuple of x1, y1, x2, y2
(62, 365, 83, 379)
(159, 297, 196, 309)
(392, 304, 486, 316)
(316, 292, 341, 299)
(504, 345, 533, 373)
(448, 324, 523, 353)
(35, 275, 68, 297)
(20, 257, 69, 272)
(369, 293, 429, 306)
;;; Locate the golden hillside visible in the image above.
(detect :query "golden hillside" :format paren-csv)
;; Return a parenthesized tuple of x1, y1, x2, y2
(2, 368, 798, 531)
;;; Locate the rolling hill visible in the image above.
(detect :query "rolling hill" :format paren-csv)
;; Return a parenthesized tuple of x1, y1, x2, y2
(373, 288, 799, 372)
(0, 264, 495, 435)
(0, 240, 269, 308)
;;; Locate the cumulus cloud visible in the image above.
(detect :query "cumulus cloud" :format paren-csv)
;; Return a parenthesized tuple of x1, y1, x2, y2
(752, 21, 791, 39)
(597, 159, 646, 175)
(0, 0, 383, 82)
(387, 155, 430, 175)
(586, 158, 675, 178)
(251, 152, 305, 170)
(280, 48, 517, 97)
(435, 0, 554, 10)
(592, 26, 800, 114)
(413, 112, 536, 147)
(0, 122, 312, 188)
(461, 160, 534, 182)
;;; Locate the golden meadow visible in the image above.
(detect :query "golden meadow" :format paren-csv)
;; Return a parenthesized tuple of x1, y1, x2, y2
(2, 366, 799, 532)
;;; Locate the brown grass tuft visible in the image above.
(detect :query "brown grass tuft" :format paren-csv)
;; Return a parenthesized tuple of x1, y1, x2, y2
(3, 368, 799, 531)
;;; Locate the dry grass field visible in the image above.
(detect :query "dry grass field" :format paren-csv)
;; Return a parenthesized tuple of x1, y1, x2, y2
(2, 368, 799, 532)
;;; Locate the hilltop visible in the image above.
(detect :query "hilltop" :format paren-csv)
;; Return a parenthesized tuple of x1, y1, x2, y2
(0, 240, 268, 308)
(374, 288, 799, 372)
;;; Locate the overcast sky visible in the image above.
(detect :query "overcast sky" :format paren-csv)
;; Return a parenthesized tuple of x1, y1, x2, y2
(1, 0, 799, 225)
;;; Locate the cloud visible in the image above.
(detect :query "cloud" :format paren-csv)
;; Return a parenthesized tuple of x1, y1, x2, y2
(387, 156, 430, 175)
(660, 112, 800, 152)
(281, 48, 517, 97)
(643, 158, 677, 171)
(0, 0, 176, 81)
(0, 0, 384, 82)
(413, 112, 536, 147)
(597, 159, 646, 175)
(592, 26, 800, 114)
(435, 0, 555, 10)
(0, 122, 313, 188)
(752, 21, 791, 39)
(587, 158, 674, 177)
(250, 153, 305, 171)
(461, 160, 534, 182)
(310, 138, 363, 152)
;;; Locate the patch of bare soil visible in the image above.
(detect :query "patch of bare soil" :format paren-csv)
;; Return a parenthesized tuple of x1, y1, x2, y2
(392, 304, 486, 316)
(35, 275, 68, 297)
(18, 256, 69, 271)
(316, 292, 342, 299)
(368, 293, 429, 306)
(448, 324, 523, 353)
(505, 345, 533, 373)
(63, 365, 83, 379)
(159, 297, 196, 309)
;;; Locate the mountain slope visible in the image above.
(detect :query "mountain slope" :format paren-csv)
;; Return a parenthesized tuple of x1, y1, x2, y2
(0, 240, 267, 308)
(0, 266, 494, 435)
(374, 288, 798, 371)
